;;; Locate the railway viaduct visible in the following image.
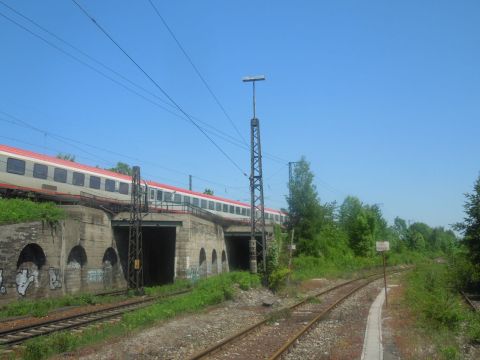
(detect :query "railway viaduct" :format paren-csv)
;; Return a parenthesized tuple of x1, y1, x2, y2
(0, 205, 274, 304)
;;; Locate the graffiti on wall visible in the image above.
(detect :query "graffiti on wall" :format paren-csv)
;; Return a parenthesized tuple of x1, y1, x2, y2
(186, 266, 199, 284)
(0, 269, 6, 295)
(87, 269, 104, 283)
(16, 269, 38, 296)
(48, 267, 62, 290)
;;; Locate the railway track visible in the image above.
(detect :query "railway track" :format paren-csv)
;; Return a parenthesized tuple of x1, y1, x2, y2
(461, 291, 479, 312)
(0, 288, 191, 349)
(190, 271, 401, 360)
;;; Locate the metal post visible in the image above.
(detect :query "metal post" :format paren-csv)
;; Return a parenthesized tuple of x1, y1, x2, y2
(127, 166, 144, 294)
(243, 75, 266, 274)
(383, 252, 388, 307)
(189, 175, 192, 191)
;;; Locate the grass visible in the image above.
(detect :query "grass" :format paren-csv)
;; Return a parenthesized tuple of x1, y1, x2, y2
(16, 272, 260, 360)
(290, 250, 431, 282)
(0, 292, 131, 319)
(402, 262, 480, 358)
(0, 198, 65, 225)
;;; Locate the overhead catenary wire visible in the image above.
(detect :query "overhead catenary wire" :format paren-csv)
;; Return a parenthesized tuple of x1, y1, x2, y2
(0, 1, 289, 165)
(0, 112, 246, 191)
(146, 0, 248, 147)
(0, 3, 290, 205)
(0, 7, 253, 151)
(70, 0, 247, 177)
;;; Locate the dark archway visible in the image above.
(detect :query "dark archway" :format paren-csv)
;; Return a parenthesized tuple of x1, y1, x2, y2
(102, 247, 118, 289)
(66, 245, 87, 294)
(199, 248, 207, 278)
(211, 249, 218, 275)
(16, 243, 46, 296)
(67, 245, 87, 268)
(221, 250, 228, 273)
(17, 243, 46, 269)
(102, 247, 118, 266)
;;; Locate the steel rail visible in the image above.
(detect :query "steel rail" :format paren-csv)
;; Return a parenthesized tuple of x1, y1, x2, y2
(189, 270, 401, 360)
(0, 288, 192, 346)
(268, 275, 382, 359)
(460, 291, 478, 312)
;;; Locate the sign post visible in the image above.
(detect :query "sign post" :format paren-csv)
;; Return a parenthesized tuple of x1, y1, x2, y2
(376, 241, 390, 307)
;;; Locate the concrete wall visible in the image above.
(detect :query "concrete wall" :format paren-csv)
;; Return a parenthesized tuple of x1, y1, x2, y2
(0, 206, 126, 305)
(0, 206, 239, 305)
(176, 214, 229, 281)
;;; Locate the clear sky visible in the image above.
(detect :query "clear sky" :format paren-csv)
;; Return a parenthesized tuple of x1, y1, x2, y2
(0, 0, 479, 229)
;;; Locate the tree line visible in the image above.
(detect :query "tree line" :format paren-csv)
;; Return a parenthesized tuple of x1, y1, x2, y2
(287, 157, 458, 260)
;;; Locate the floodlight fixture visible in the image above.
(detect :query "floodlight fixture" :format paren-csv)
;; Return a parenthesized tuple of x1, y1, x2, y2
(242, 75, 266, 82)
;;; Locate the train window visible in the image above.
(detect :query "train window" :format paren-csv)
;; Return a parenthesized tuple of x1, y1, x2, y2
(33, 163, 48, 179)
(229, 205, 235, 214)
(246, 209, 251, 217)
(222, 203, 228, 212)
(89, 176, 101, 189)
(156, 190, 162, 201)
(105, 179, 115, 192)
(150, 189, 155, 200)
(241, 208, 246, 216)
(72, 172, 85, 186)
(215, 202, 221, 211)
(184, 196, 190, 204)
(192, 197, 199, 206)
(164, 192, 172, 202)
(275, 214, 280, 221)
(174, 193, 182, 203)
(53, 168, 67, 183)
(200, 199, 207, 209)
(235, 207, 241, 215)
(6, 158, 25, 175)
(208, 201, 214, 210)
(119, 182, 129, 195)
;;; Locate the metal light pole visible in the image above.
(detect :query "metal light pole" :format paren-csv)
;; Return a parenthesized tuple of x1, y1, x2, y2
(243, 75, 266, 274)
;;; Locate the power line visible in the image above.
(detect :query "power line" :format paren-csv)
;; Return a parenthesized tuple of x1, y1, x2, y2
(0, 2, 289, 166)
(146, 0, 248, 146)
(0, 5, 250, 148)
(0, 110, 248, 191)
(70, 0, 247, 177)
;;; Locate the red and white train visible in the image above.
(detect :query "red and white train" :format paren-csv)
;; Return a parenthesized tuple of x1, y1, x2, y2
(0, 144, 287, 223)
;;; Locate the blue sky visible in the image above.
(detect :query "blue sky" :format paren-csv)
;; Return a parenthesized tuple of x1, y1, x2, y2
(0, 0, 479, 229)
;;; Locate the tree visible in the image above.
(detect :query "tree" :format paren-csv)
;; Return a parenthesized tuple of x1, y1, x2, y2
(108, 162, 132, 176)
(203, 188, 214, 195)
(455, 174, 480, 264)
(286, 157, 322, 244)
(56, 153, 75, 162)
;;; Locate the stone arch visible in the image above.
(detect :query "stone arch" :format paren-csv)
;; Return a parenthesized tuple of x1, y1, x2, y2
(66, 245, 87, 294)
(211, 249, 218, 275)
(102, 247, 118, 289)
(17, 243, 46, 270)
(67, 246, 87, 268)
(221, 250, 228, 273)
(15, 243, 46, 297)
(199, 248, 207, 278)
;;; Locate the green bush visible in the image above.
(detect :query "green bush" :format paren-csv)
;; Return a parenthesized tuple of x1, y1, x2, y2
(0, 198, 65, 225)
(268, 267, 291, 291)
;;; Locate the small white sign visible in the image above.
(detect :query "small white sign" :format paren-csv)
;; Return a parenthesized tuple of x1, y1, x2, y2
(288, 244, 296, 251)
(376, 241, 390, 252)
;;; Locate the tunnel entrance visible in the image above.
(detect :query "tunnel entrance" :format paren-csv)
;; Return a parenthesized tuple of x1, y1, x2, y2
(225, 236, 264, 271)
(114, 226, 176, 286)
(225, 236, 250, 271)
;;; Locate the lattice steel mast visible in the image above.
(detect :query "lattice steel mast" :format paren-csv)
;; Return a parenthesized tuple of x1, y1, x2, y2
(243, 75, 267, 274)
(127, 166, 144, 293)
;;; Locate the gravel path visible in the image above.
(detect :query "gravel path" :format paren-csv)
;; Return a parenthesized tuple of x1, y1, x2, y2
(72, 285, 312, 359)
(283, 278, 386, 360)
